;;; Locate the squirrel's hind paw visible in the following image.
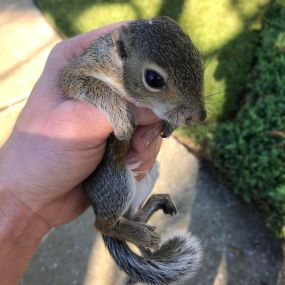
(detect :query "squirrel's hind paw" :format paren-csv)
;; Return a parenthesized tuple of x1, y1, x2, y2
(129, 222, 161, 250)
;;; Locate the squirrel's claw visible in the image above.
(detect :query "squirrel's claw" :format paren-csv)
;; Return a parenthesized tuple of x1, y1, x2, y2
(161, 195, 177, 216)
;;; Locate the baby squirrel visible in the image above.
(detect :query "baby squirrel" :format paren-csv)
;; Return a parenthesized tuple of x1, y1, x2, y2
(60, 16, 206, 285)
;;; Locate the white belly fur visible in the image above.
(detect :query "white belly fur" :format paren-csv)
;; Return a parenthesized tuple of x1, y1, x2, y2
(127, 161, 160, 217)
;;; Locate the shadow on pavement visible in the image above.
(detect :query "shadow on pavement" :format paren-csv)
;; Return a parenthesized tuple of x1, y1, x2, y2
(188, 166, 283, 285)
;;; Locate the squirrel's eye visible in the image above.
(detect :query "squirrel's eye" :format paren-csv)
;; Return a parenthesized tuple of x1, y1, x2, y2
(144, 69, 165, 90)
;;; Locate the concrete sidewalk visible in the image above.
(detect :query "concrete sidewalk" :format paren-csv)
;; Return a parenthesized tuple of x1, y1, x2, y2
(21, 138, 283, 285)
(0, 1, 284, 285)
(0, 0, 60, 146)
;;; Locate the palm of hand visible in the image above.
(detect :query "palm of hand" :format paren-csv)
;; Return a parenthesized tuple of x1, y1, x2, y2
(0, 23, 162, 228)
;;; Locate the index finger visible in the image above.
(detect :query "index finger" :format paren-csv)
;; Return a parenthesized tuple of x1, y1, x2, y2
(40, 21, 129, 89)
(53, 21, 129, 64)
(70, 21, 129, 53)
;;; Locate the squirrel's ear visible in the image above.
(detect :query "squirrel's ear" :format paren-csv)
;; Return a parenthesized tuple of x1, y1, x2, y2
(112, 26, 130, 59)
(111, 28, 121, 43)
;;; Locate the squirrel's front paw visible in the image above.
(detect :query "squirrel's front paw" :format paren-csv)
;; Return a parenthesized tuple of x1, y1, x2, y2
(113, 110, 136, 141)
(114, 125, 134, 141)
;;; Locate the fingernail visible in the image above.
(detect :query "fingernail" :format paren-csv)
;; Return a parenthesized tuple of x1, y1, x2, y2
(133, 169, 148, 177)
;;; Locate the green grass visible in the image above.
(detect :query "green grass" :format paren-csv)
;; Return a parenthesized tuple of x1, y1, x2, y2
(35, 0, 270, 121)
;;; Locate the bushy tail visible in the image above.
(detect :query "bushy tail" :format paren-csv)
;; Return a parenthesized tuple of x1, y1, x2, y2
(103, 233, 202, 285)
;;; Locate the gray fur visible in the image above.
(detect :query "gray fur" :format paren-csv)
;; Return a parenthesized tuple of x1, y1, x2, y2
(85, 136, 135, 222)
(126, 162, 160, 218)
(60, 16, 205, 285)
(104, 233, 202, 285)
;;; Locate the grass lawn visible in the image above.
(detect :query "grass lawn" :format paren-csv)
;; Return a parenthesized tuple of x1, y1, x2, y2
(35, 0, 270, 122)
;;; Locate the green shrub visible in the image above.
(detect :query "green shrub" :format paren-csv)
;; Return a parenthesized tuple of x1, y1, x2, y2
(209, 1, 285, 237)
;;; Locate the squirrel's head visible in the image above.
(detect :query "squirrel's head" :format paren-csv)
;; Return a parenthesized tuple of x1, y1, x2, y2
(112, 16, 206, 137)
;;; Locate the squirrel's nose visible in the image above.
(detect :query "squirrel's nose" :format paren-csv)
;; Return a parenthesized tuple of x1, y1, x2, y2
(185, 109, 207, 124)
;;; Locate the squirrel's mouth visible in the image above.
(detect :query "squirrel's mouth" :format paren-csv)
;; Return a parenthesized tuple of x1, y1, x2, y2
(160, 120, 178, 138)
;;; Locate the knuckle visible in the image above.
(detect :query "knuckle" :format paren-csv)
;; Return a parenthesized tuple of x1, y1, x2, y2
(50, 41, 63, 55)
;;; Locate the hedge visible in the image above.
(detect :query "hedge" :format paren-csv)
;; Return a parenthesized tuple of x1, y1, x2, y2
(209, 1, 285, 237)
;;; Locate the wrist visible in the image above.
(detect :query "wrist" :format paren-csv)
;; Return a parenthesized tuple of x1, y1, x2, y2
(0, 175, 51, 247)
(0, 143, 50, 239)
(0, 193, 50, 245)
(0, 188, 50, 285)
(0, 176, 52, 285)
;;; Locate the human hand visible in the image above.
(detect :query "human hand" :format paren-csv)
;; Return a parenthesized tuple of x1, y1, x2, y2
(0, 23, 162, 234)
